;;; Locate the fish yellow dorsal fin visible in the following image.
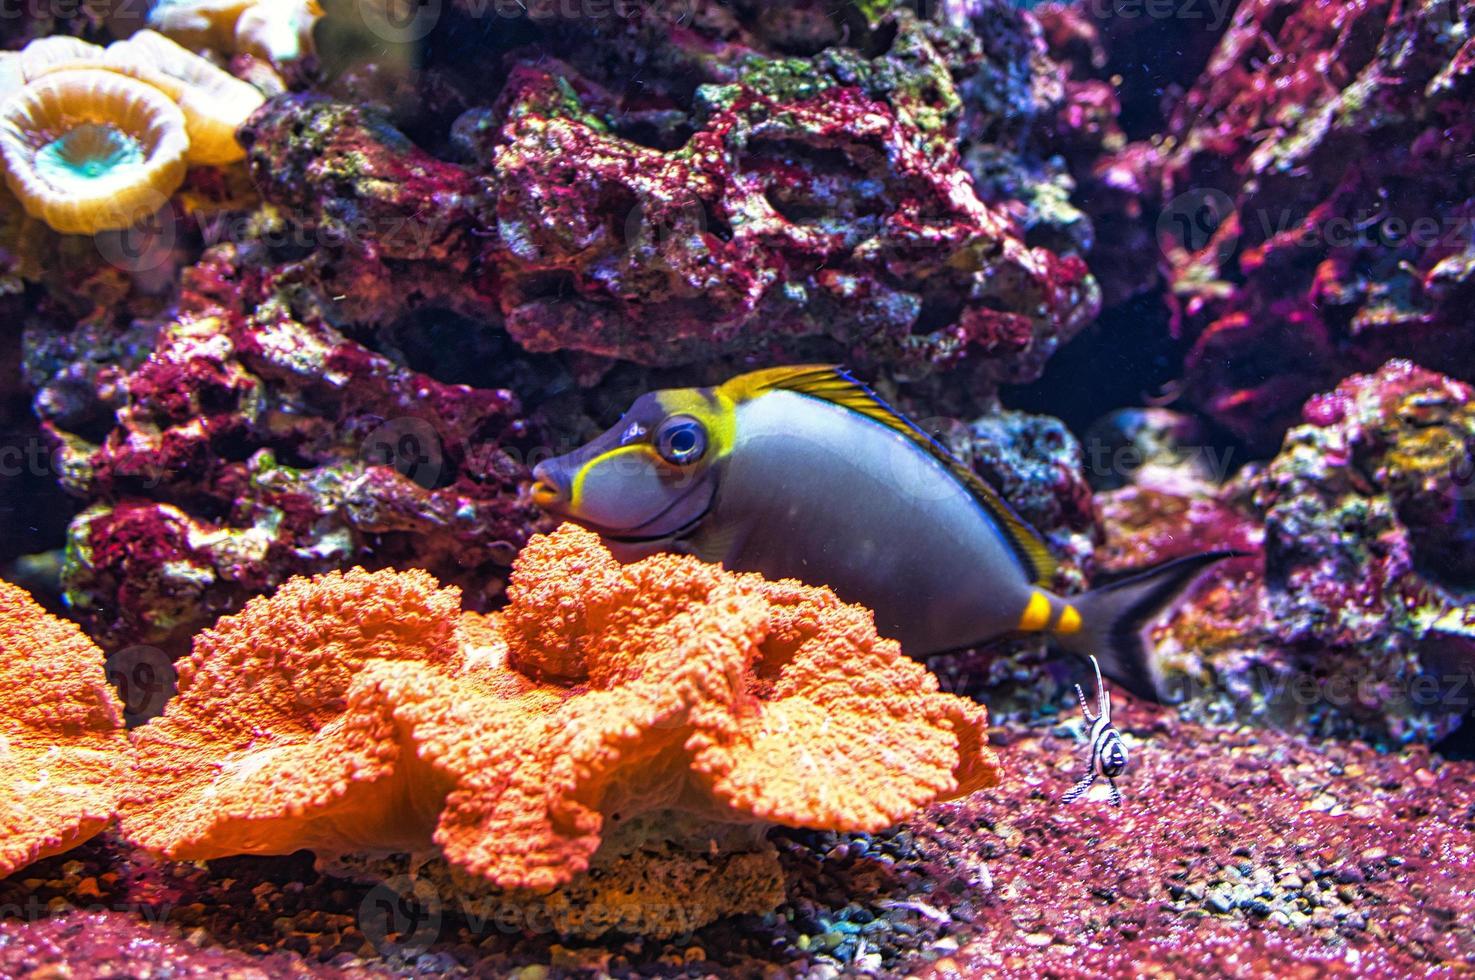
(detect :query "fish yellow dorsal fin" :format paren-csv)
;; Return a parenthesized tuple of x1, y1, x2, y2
(721, 365, 1059, 587)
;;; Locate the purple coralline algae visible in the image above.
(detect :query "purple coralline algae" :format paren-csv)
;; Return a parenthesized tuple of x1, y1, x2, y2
(1047, 0, 1475, 449)
(27, 246, 546, 648)
(931, 698, 1475, 977)
(954, 408, 1100, 587)
(239, 95, 500, 330)
(475, 5, 1098, 381)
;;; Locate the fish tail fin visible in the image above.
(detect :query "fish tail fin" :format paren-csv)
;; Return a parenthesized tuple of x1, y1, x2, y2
(1052, 551, 1244, 701)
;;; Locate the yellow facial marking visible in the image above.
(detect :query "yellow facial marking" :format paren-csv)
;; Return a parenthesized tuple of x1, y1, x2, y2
(1017, 591, 1051, 632)
(656, 389, 737, 459)
(571, 444, 653, 508)
(1056, 605, 1082, 635)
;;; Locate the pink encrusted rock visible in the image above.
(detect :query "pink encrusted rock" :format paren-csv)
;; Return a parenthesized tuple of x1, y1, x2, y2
(245, 9, 1099, 387)
(923, 697, 1475, 978)
(41, 258, 547, 649)
(1146, 0, 1472, 448)
(1038, 0, 1475, 449)
(238, 96, 501, 330)
(1099, 361, 1475, 744)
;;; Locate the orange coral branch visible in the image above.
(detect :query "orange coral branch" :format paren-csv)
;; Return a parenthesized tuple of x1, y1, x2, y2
(0, 580, 131, 878)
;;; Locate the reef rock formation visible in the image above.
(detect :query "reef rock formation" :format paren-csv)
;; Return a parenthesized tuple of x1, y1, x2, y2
(122, 524, 998, 937)
(1101, 360, 1475, 744)
(1168, 0, 1475, 449)
(16, 0, 1104, 644)
(951, 407, 1101, 588)
(251, 3, 1099, 382)
(0, 580, 131, 878)
(30, 267, 546, 649)
(1047, 0, 1475, 450)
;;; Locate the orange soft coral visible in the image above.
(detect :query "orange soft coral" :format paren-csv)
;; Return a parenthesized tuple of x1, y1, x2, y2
(122, 525, 999, 926)
(124, 567, 462, 859)
(0, 580, 131, 877)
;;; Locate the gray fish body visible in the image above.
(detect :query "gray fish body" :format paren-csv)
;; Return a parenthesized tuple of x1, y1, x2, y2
(532, 365, 1239, 699)
(680, 390, 1033, 652)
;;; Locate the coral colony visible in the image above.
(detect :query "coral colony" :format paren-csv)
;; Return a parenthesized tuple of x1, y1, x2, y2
(0, 0, 1473, 976)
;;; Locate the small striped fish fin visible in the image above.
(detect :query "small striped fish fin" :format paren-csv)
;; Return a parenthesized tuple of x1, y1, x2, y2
(725, 364, 1059, 586)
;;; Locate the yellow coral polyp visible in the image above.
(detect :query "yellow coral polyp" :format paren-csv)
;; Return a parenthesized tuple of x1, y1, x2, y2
(148, 0, 320, 64)
(0, 68, 189, 234)
(0, 37, 103, 104)
(15, 36, 103, 86)
(234, 0, 322, 64)
(148, 0, 258, 53)
(0, 32, 267, 232)
(104, 31, 265, 165)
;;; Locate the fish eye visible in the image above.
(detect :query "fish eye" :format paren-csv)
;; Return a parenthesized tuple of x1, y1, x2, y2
(656, 416, 707, 466)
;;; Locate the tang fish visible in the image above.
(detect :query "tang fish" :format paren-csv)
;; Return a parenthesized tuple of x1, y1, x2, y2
(531, 365, 1233, 698)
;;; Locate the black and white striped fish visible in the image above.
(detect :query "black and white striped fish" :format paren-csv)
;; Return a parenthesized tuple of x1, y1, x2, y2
(1062, 654, 1129, 807)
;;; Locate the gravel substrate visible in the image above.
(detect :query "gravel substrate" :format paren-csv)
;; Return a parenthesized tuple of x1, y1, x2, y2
(1, 698, 1471, 978)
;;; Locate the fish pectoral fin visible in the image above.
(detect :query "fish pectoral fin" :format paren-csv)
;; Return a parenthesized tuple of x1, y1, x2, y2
(681, 522, 745, 567)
